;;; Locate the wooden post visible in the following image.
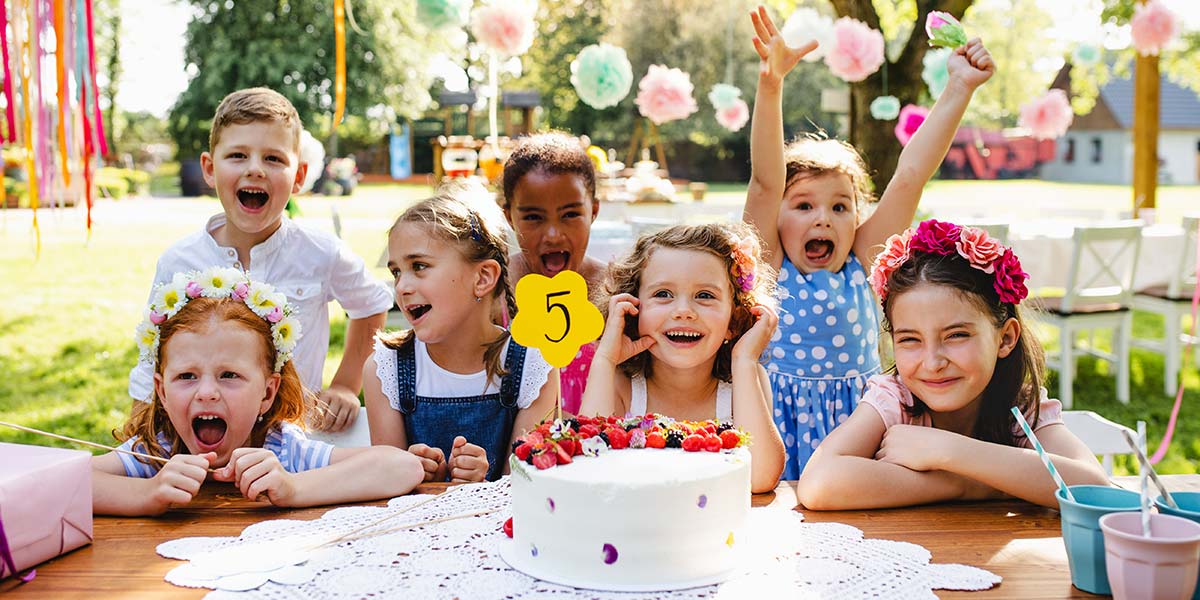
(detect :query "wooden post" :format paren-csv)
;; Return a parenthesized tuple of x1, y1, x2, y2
(1132, 48, 1159, 217)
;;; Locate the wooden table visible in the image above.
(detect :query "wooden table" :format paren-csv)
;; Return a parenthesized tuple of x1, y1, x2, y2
(5, 476, 1198, 599)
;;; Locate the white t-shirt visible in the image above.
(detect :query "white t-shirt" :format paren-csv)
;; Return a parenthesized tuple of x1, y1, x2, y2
(128, 214, 394, 401)
(372, 337, 553, 409)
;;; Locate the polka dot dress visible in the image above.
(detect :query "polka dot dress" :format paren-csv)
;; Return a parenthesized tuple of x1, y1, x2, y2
(768, 253, 881, 479)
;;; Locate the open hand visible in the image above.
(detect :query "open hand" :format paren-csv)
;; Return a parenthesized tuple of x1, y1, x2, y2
(147, 452, 215, 514)
(732, 304, 779, 362)
(595, 293, 656, 367)
(212, 447, 297, 506)
(408, 443, 448, 482)
(315, 385, 360, 432)
(447, 436, 489, 482)
(750, 5, 819, 84)
(946, 37, 994, 92)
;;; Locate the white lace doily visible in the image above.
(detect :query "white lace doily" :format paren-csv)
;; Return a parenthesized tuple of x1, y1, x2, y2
(159, 479, 1000, 599)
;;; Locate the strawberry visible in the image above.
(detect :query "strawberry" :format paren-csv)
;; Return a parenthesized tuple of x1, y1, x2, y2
(503, 517, 514, 538)
(646, 431, 667, 449)
(720, 430, 741, 450)
(681, 434, 705, 452)
(532, 451, 558, 470)
(579, 424, 601, 439)
(525, 431, 545, 446)
(554, 442, 574, 465)
(558, 438, 577, 456)
(514, 442, 533, 460)
(703, 435, 722, 452)
(606, 427, 630, 449)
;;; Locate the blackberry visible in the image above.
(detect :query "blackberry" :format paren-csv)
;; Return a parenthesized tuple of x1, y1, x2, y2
(512, 439, 524, 453)
(716, 423, 734, 433)
(665, 430, 684, 448)
(525, 453, 535, 465)
(597, 432, 611, 446)
(565, 418, 580, 431)
(623, 422, 640, 432)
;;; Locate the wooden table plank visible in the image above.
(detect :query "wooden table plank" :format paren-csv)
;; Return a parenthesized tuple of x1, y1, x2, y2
(4, 476, 1196, 598)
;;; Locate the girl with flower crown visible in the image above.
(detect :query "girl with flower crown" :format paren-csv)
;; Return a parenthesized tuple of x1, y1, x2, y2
(92, 269, 425, 516)
(797, 221, 1109, 509)
(579, 222, 786, 493)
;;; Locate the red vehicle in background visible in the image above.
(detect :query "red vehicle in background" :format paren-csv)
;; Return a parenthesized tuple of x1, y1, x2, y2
(940, 127, 1057, 179)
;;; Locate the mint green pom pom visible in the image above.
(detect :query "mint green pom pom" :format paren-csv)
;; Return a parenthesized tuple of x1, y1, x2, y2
(417, 0, 471, 30)
(870, 96, 901, 120)
(570, 44, 634, 110)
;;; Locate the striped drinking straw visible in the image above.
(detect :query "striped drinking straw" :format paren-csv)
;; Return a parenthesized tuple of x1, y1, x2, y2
(1010, 407, 1075, 502)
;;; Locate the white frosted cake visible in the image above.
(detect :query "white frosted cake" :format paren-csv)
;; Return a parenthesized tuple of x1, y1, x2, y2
(507, 446, 751, 590)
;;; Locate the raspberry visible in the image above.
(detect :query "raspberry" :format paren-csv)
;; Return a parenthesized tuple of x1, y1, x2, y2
(703, 435, 722, 452)
(606, 428, 630, 450)
(514, 442, 533, 460)
(532, 452, 559, 470)
(503, 517, 513, 538)
(579, 424, 601, 439)
(719, 430, 741, 450)
(681, 434, 705, 452)
(665, 430, 685, 448)
(646, 431, 666, 449)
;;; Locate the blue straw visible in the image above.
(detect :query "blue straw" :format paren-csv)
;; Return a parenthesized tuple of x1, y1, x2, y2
(1011, 406, 1074, 502)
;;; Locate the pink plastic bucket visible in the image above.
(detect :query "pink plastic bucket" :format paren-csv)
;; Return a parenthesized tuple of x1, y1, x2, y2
(1100, 512, 1200, 600)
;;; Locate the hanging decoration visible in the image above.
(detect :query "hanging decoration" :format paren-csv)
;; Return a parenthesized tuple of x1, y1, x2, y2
(708, 83, 740, 111)
(635, 64, 698, 126)
(715, 99, 749, 132)
(332, 0, 346, 127)
(569, 43, 633, 110)
(470, 0, 537, 58)
(1018, 89, 1073, 140)
(870, 96, 900, 121)
(1071, 43, 1102, 67)
(894, 104, 929, 146)
(925, 11, 967, 50)
(1, 1, 14, 142)
(1130, 0, 1178, 57)
(824, 17, 885, 83)
(922, 47, 951, 100)
(416, 0, 472, 30)
(780, 7, 834, 62)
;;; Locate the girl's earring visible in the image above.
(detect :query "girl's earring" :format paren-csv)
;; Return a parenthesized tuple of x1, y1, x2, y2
(257, 414, 264, 423)
(474, 295, 482, 303)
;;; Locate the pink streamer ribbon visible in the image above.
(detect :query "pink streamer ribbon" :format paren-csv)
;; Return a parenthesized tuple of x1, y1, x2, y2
(0, 1, 15, 143)
(84, 0, 105, 156)
(1149, 229, 1200, 464)
(0, 514, 36, 583)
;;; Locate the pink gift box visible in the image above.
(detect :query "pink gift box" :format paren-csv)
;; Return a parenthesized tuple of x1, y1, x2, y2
(0, 442, 93, 578)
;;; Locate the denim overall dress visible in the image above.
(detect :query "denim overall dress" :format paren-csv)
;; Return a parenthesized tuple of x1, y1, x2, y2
(394, 339, 527, 481)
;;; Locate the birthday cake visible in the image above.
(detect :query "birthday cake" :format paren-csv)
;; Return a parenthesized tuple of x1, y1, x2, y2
(503, 415, 751, 591)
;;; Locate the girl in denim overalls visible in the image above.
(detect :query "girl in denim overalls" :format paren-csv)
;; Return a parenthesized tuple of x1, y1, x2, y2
(364, 185, 559, 482)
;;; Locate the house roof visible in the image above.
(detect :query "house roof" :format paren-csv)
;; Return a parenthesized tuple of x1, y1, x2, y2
(1099, 75, 1200, 129)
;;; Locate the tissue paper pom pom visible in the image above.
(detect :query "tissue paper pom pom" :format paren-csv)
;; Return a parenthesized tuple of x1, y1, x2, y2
(781, 8, 834, 62)
(922, 47, 951, 99)
(470, 1, 536, 57)
(869, 95, 900, 120)
(824, 17, 885, 83)
(1130, 0, 1178, 57)
(1071, 43, 1102, 67)
(716, 98, 750, 132)
(635, 65, 698, 125)
(417, 0, 472, 30)
(894, 104, 929, 146)
(1018, 89, 1073, 140)
(571, 43, 634, 110)
(925, 11, 967, 49)
(708, 83, 742, 111)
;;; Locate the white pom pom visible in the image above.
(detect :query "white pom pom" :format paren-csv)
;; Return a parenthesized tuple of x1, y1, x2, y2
(780, 8, 834, 61)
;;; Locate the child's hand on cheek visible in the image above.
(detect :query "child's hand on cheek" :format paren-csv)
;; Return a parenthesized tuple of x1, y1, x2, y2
(875, 425, 960, 472)
(447, 436, 489, 482)
(596, 293, 656, 367)
(407, 443, 448, 482)
(212, 448, 297, 506)
(732, 304, 779, 362)
(147, 452, 216, 514)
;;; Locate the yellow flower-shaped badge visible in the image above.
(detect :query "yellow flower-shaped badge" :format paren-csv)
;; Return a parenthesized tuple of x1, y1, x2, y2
(510, 271, 603, 368)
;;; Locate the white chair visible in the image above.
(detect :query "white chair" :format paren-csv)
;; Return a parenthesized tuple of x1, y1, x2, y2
(960, 221, 1010, 245)
(1033, 222, 1143, 408)
(1132, 215, 1200, 396)
(1061, 410, 1139, 477)
(307, 406, 372, 447)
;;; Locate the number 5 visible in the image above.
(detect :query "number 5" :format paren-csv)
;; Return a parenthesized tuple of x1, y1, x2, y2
(545, 291, 570, 343)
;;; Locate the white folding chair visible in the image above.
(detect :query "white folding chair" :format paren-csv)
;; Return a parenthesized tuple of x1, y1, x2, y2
(960, 221, 1010, 245)
(1033, 222, 1143, 408)
(1132, 216, 1200, 396)
(307, 406, 372, 447)
(1060, 410, 1139, 477)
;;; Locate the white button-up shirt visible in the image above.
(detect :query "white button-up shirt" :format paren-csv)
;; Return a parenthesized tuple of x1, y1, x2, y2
(128, 214, 393, 401)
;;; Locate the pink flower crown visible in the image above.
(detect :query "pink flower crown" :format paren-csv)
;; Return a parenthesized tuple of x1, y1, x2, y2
(869, 220, 1029, 305)
(729, 234, 758, 293)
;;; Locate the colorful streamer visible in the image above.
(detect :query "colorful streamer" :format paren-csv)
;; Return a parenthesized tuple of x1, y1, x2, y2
(22, 0, 41, 254)
(0, 1, 15, 143)
(84, 0, 105, 156)
(1149, 230, 1200, 464)
(333, 0, 345, 128)
(54, 0, 68, 186)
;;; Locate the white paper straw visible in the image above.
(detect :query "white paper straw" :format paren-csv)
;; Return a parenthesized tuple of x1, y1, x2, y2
(1010, 407, 1074, 502)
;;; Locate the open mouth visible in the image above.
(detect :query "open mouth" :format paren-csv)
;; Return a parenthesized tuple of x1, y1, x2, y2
(540, 251, 570, 276)
(192, 414, 228, 450)
(805, 239, 834, 263)
(664, 329, 704, 345)
(236, 188, 270, 211)
(406, 304, 432, 322)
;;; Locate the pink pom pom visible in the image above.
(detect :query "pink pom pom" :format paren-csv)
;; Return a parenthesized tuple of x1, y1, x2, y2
(1018, 89, 1073, 140)
(185, 281, 203, 299)
(824, 17, 885, 83)
(470, 2, 536, 57)
(266, 306, 284, 323)
(1130, 0, 1178, 57)
(149, 311, 166, 325)
(232, 282, 249, 301)
(894, 104, 929, 146)
(635, 65, 698, 125)
(716, 98, 749, 132)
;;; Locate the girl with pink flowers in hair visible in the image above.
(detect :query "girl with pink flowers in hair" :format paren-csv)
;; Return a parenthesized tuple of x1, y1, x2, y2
(579, 222, 786, 493)
(797, 221, 1109, 509)
(744, 6, 996, 479)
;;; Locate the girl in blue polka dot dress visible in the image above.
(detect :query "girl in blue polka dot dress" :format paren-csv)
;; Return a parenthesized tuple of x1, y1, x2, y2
(745, 6, 995, 478)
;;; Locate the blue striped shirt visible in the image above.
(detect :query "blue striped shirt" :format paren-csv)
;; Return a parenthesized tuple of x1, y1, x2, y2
(116, 423, 334, 478)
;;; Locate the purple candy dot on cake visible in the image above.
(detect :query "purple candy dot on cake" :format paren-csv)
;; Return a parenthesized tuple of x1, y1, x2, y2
(698, 494, 708, 508)
(602, 543, 618, 565)
(547, 497, 555, 512)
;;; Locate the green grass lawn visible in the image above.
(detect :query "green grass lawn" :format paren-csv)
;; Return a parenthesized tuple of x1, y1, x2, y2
(2, 178, 1198, 476)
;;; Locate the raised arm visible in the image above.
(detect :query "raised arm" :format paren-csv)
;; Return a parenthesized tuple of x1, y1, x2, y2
(854, 38, 995, 265)
(578, 294, 653, 417)
(744, 6, 818, 270)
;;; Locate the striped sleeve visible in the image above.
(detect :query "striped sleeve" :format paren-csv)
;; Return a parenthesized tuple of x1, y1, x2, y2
(265, 423, 334, 473)
(116, 436, 164, 479)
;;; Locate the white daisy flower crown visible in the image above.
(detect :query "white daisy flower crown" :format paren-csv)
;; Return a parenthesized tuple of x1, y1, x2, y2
(136, 268, 301, 372)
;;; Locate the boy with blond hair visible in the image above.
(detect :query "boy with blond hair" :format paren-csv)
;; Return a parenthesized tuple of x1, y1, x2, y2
(128, 87, 390, 432)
